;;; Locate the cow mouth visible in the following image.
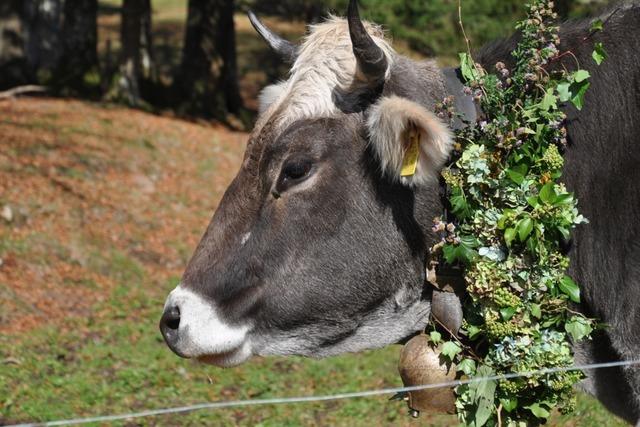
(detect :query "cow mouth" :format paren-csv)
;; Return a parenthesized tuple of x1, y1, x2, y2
(196, 342, 252, 367)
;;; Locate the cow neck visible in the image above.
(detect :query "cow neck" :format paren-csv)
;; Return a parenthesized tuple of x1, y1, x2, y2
(441, 67, 479, 130)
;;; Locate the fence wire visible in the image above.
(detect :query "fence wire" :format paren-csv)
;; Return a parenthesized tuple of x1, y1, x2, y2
(8, 359, 639, 427)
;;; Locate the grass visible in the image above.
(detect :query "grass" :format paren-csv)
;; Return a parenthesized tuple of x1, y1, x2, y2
(0, 278, 451, 427)
(0, 276, 628, 426)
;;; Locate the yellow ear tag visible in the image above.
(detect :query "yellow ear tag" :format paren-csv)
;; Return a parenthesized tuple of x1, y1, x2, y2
(400, 126, 421, 177)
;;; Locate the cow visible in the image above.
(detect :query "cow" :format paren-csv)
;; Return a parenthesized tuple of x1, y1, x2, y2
(160, 1, 640, 422)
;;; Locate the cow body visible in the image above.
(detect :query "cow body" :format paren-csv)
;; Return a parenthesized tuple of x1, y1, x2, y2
(161, 3, 640, 422)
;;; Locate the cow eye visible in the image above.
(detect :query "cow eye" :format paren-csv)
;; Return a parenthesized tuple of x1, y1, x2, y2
(279, 159, 313, 185)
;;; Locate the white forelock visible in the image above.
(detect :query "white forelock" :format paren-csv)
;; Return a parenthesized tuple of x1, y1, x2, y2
(257, 16, 395, 129)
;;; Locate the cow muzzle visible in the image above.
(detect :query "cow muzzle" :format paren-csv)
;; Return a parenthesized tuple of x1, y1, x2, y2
(159, 285, 252, 367)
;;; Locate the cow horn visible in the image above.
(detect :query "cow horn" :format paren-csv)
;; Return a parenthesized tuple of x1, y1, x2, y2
(248, 11, 298, 64)
(347, 0, 388, 83)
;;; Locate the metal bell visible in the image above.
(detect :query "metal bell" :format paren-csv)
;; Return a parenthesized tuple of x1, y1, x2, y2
(398, 334, 457, 414)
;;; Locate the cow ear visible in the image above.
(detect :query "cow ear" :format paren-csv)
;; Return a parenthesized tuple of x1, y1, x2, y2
(366, 95, 453, 186)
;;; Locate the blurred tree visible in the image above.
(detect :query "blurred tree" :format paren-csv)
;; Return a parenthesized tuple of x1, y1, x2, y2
(53, 0, 100, 95)
(0, 0, 30, 89)
(247, 0, 325, 23)
(177, 0, 243, 118)
(23, 0, 64, 77)
(109, 0, 154, 105)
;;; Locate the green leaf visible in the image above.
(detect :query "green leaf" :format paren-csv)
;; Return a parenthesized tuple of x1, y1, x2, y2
(574, 69, 590, 83)
(507, 168, 525, 185)
(458, 358, 476, 376)
(526, 402, 551, 419)
(539, 182, 556, 204)
(592, 42, 607, 65)
(459, 53, 480, 82)
(557, 82, 571, 102)
(558, 71, 592, 110)
(558, 226, 571, 241)
(527, 196, 539, 208)
(566, 316, 593, 341)
(442, 244, 457, 264)
(570, 81, 590, 110)
(530, 303, 542, 319)
(450, 188, 471, 219)
(554, 193, 574, 205)
(429, 330, 442, 344)
(590, 18, 603, 32)
(540, 89, 557, 111)
(467, 324, 482, 340)
(500, 397, 518, 412)
(441, 341, 462, 360)
(517, 217, 534, 241)
(500, 307, 516, 321)
(504, 228, 517, 247)
(559, 275, 581, 303)
(470, 365, 497, 427)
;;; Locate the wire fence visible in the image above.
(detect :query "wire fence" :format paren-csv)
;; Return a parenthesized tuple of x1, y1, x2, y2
(7, 359, 639, 427)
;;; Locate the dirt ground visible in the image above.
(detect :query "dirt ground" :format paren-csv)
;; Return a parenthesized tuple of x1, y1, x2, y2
(0, 97, 248, 334)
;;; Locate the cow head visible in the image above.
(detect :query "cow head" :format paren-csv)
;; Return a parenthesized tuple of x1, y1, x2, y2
(160, 0, 454, 367)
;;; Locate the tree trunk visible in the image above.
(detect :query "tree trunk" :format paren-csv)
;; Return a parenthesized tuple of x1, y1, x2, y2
(0, 0, 30, 89)
(108, 0, 154, 105)
(215, 0, 242, 114)
(140, 0, 154, 80)
(54, 0, 99, 95)
(117, 0, 143, 104)
(23, 0, 64, 76)
(177, 0, 242, 118)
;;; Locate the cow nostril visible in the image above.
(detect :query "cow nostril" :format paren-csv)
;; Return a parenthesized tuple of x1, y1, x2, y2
(160, 305, 186, 356)
(162, 306, 181, 330)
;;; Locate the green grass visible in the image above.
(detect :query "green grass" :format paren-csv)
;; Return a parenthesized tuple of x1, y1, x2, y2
(1, 272, 628, 426)
(0, 279, 445, 426)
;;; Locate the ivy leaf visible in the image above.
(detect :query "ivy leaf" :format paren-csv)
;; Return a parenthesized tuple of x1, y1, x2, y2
(558, 71, 591, 110)
(517, 217, 534, 241)
(450, 187, 471, 219)
(467, 324, 482, 340)
(526, 402, 551, 419)
(592, 42, 607, 65)
(566, 316, 593, 341)
(557, 81, 571, 102)
(540, 89, 557, 111)
(443, 238, 478, 265)
(441, 341, 462, 360)
(574, 69, 590, 83)
(458, 358, 477, 376)
(590, 18, 604, 32)
(429, 330, 442, 344)
(559, 275, 581, 303)
(500, 397, 518, 412)
(469, 365, 497, 427)
(570, 81, 590, 110)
